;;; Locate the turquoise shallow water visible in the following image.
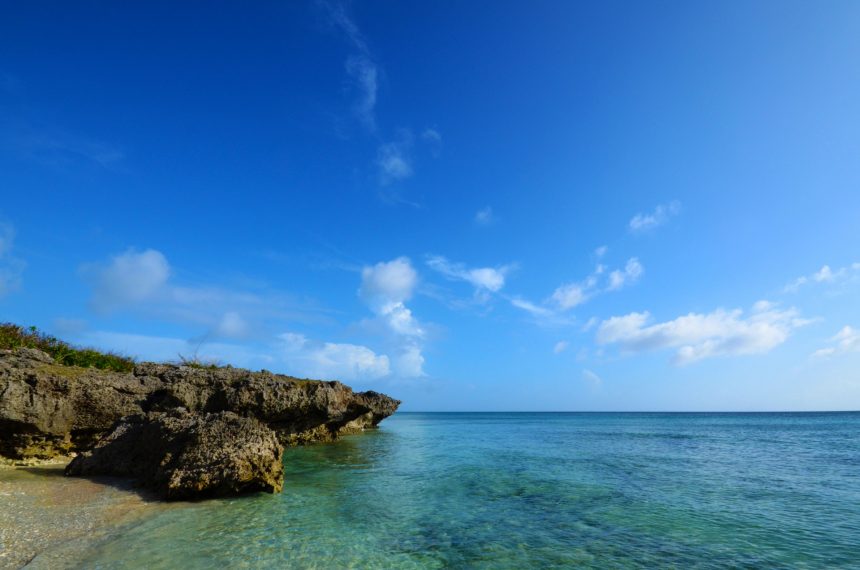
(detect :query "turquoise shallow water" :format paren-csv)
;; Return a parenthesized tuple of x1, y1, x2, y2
(68, 413, 859, 568)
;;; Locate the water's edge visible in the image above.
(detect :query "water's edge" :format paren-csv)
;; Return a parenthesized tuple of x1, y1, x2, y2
(3, 412, 859, 569)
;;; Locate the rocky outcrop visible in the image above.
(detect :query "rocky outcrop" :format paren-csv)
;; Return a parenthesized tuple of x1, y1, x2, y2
(0, 347, 400, 498)
(66, 410, 284, 499)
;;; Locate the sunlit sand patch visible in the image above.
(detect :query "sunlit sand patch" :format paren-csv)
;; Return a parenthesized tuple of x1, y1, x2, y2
(0, 462, 170, 569)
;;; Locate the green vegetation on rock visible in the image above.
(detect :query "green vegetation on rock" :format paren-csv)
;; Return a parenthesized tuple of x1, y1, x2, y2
(0, 323, 134, 373)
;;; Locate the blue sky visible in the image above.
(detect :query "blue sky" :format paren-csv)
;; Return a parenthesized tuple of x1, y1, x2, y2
(2, 1, 859, 410)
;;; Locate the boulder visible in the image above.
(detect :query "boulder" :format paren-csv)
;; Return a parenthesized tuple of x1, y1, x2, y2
(66, 410, 284, 500)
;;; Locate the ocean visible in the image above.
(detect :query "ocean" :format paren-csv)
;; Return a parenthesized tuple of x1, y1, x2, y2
(24, 412, 860, 568)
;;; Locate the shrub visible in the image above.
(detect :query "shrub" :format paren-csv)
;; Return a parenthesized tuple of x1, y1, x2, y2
(0, 323, 135, 372)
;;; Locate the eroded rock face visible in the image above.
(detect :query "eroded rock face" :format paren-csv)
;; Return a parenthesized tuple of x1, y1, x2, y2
(0, 348, 400, 460)
(66, 411, 284, 500)
(0, 347, 400, 498)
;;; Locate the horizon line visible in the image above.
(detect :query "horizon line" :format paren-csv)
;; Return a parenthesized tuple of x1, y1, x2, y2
(393, 410, 860, 413)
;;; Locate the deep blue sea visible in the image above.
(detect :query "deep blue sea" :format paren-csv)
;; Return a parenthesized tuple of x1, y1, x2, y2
(63, 413, 860, 568)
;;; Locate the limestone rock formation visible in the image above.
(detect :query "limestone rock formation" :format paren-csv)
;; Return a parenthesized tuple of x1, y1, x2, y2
(0, 347, 400, 459)
(66, 410, 284, 499)
(0, 347, 401, 498)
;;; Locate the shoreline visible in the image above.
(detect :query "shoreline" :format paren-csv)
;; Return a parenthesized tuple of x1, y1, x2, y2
(0, 462, 169, 569)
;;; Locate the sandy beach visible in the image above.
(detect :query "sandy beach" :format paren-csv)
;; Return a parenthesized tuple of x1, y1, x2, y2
(0, 461, 167, 569)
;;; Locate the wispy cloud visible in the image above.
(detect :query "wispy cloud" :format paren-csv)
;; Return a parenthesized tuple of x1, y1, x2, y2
(421, 128, 441, 143)
(596, 301, 808, 365)
(607, 258, 643, 291)
(323, 1, 378, 130)
(0, 75, 124, 169)
(507, 257, 645, 325)
(549, 257, 643, 310)
(2, 121, 124, 169)
(377, 131, 414, 184)
(812, 326, 860, 358)
(784, 262, 860, 293)
(426, 255, 513, 304)
(629, 201, 681, 233)
(582, 369, 603, 388)
(509, 296, 556, 318)
(80, 248, 327, 340)
(553, 340, 569, 354)
(345, 56, 378, 131)
(474, 206, 495, 226)
(422, 127, 442, 156)
(550, 277, 597, 311)
(321, 3, 439, 195)
(0, 222, 25, 297)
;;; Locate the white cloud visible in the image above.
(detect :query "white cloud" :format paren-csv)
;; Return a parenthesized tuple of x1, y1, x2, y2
(360, 257, 423, 337)
(596, 301, 807, 365)
(607, 257, 643, 291)
(74, 249, 420, 380)
(814, 265, 836, 282)
(0, 223, 24, 297)
(629, 201, 681, 233)
(83, 249, 170, 312)
(784, 262, 860, 293)
(375, 301, 424, 338)
(360, 256, 417, 308)
(280, 332, 390, 381)
(551, 281, 593, 310)
(812, 326, 860, 358)
(554, 341, 569, 354)
(426, 255, 510, 294)
(594, 245, 608, 258)
(359, 257, 426, 377)
(474, 206, 495, 226)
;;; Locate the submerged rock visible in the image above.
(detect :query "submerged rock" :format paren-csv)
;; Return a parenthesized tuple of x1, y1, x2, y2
(66, 411, 284, 500)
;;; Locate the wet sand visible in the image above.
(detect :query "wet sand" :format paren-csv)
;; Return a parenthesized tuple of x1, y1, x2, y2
(0, 461, 168, 569)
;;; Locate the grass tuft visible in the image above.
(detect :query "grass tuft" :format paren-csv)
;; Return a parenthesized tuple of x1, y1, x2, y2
(176, 353, 223, 370)
(0, 323, 135, 372)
